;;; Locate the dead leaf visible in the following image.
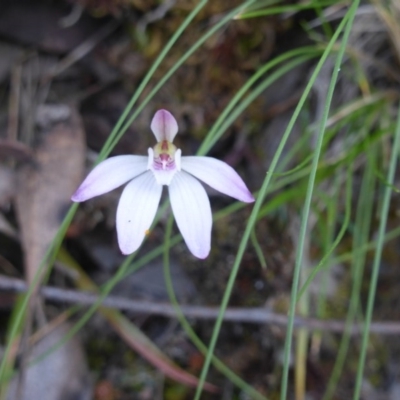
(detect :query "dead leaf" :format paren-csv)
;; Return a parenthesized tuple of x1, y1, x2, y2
(15, 104, 85, 285)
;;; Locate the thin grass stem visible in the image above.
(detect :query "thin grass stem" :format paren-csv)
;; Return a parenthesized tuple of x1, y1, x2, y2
(323, 145, 376, 400)
(193, 6, 355, 400)
(353, 99, 400, 399)
(280, 2, 359, 397)
(98, 0, 208, 160)
(162, 217, 267, 400)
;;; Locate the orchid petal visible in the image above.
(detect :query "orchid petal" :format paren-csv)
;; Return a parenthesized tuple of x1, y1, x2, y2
(150, 109, 178, 142)
(181, 156, 254, 203)
(116, 171, 162, 255)
(72, 155, 148, 202)
(169, 172, 212, 259)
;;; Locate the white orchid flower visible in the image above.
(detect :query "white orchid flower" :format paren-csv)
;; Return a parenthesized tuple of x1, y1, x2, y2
(72, 109, 254, 259)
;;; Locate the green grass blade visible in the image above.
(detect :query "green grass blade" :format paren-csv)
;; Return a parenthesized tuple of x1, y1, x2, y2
(97, 0, 209, 160)
(198, 46, 320, 156)
(237, 0, 339, 19)
(107, 0, 264, 154)
(193, 5, 356, 399)
(162, 217, 267, 400)
(280, 2, 360, 397)
(323, 144, 377, 400)
(297, 165, 353, 302)
(353, 100, 400, 399)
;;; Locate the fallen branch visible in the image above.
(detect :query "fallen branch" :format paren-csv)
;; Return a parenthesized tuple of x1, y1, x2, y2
(1, 275, 399, 335)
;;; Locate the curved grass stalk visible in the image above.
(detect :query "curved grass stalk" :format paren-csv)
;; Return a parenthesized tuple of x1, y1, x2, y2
(353, 98, 400, 400)
(296, 166, 353, 302)
(191, 6, 357, 399)
(331, 225, 400, 266)
(280, 3, 359, 397)
(162, 217, 267, 400)
(0, 203, 78, 381)
(107, 0, 264, 154)
(238, 0, 338, 19)
(323, 144, 376, 400)
(309, 173, 342, 376)
(294, 138, 351, 400)
(256, 106, 393, 221)
(198, 46, 320, 155)
(97, 0, 208, 160)
(251, 228, 267, 269)
(198, 54, 318, 160)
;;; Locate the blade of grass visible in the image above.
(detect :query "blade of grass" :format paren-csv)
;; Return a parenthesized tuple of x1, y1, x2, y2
(0, 295, 26, 399)
(297, 165, 353, 302)
(281, 3, 359, 397)
(0, 203, 77, 381)
(97, 0, 209, 160)
(108, 0, 265, 154)
(237, 0, 339, 19)
(323, 143, 377, 400)
(198, 53, 318, 160)
(162, 216, 267, 400)
(331, 225, 400, 266)
(250, 228, 267, 269)
(353, 99, 400, 399)
(192, 6, 356, 399)
(309, 172, 343, 366)
(198, 46, 321, 156)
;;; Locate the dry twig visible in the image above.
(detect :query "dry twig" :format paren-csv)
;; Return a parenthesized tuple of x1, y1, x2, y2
(1, 275, 400, 335)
